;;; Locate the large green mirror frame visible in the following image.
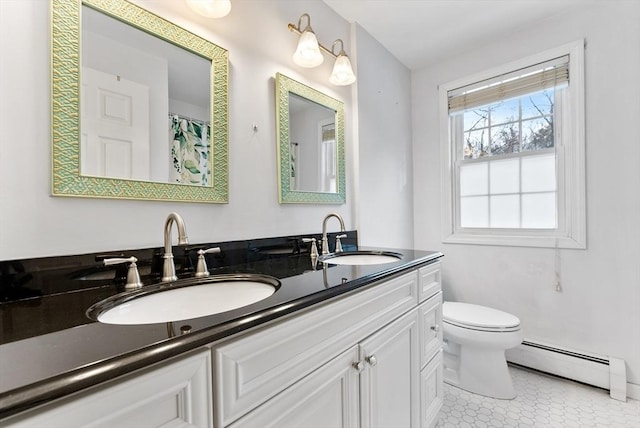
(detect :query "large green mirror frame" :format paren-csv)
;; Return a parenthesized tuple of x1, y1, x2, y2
(51, 0, 229, 202)
(275, 73, 346, 204)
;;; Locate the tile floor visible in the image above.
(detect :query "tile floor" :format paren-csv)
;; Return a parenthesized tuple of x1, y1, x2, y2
(436, 365, 640, 428)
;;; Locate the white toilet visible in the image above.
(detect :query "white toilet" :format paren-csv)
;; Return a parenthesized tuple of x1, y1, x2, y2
(442, 302, 523, 399)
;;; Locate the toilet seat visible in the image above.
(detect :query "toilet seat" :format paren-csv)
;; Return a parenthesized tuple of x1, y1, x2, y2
(443, 302, 520, 332)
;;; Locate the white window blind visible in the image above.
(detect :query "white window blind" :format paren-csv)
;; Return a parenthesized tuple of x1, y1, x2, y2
(448, 56, 569, 113)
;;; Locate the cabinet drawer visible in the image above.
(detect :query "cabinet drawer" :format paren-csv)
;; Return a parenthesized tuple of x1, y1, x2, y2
(420, 350, 444, 428)
(214, 270, 418, 426)
(418, 262, 441, 303)
(229, 346, 360, 428)
(3, 349, 213, 428)
(418, 291, 443, 369)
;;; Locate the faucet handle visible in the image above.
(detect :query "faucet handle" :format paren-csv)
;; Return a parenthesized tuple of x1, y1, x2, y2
(195, 247, 221, 278)
(103, 256, 143, 290)
(302, 238, 319, 259)
(335, 234, 347, 253)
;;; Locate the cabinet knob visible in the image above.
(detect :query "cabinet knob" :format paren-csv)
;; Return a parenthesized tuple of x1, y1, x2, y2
(430, 324, 440, 333)
(352, 361, 365, 372)
(365, 355, 378, 366)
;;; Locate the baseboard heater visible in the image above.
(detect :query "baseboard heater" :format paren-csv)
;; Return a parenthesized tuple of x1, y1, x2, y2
(505, 340, 628, 402)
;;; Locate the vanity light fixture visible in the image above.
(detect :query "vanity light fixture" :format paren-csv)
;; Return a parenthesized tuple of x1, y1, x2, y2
(329, 39, 356, 86)
(291, 14, 324, 68)
(185, 0, 231, 18)
(288, 14, 357, 86)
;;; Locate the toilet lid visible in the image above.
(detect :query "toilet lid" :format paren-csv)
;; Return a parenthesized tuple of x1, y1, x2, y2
(443, 302, 520, 331)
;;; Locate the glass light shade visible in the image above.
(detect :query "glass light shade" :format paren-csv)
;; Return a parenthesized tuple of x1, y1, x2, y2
(185, 0, 231, 18)
(292, 30, 324, 68)
(329, 53, 356, 85)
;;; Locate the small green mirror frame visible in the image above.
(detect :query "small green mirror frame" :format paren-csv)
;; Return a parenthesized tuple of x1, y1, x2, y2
(275, 73, 346, 204)
(51, 0, 229, 202)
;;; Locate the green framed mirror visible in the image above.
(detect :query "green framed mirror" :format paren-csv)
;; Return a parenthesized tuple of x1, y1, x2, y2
(275, 73, 346, 204)
(51, 0, 229, 202)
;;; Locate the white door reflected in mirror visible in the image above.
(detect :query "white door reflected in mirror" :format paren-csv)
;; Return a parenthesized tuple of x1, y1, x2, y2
(81, 67, 150, 180)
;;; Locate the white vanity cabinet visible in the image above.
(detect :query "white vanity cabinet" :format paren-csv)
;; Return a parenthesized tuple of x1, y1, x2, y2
(216, 261, 443, 428)
(1, 261, 442, 428)
(2, 348, 213, 428)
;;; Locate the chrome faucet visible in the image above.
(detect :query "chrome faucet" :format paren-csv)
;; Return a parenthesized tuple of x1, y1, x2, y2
(162, 212, 189, 282)
(321, 213, 346, 255)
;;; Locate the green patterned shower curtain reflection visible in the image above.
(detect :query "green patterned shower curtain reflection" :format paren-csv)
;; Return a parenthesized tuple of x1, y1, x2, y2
(170, 114, 211, 186)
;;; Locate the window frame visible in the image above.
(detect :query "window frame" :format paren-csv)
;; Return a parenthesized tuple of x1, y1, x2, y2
(439, 40, 586, 249)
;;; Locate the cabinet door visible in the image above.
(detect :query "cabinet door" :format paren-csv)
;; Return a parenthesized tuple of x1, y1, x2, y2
(3, 349, 212, 428)
(359, 310, 420, 428)
(229, 346, 360, 428)
(421, 351, 443, 428)
(418, 291, 443, 369)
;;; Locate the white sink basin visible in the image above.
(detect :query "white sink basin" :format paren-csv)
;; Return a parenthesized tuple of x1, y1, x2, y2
(319, 251, 402, 266)
(88, 275, 279, 325)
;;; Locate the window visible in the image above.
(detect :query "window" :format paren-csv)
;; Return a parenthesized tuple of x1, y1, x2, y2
(440, 41, 586, 248)
(320, 121, 337, 192)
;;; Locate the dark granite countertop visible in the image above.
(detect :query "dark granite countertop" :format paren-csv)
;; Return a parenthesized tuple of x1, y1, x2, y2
(0, 233, 442, 419)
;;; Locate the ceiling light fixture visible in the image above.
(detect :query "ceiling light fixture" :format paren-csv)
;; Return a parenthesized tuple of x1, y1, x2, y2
(288, 14, 356, 86)
(185, 0, 232, 19)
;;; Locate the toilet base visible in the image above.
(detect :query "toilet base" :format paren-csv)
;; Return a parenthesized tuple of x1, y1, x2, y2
(443, 343, 516, 400)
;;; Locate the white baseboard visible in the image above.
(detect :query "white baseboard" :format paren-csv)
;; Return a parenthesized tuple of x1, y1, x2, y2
(627, 382, 640, 401)
(506, 340, 631, 402)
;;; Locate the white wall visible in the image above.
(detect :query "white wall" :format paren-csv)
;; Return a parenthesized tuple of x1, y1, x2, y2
(412, 1, 640, 387)
(354, 24, 414, 249)
(0, 0, 356, 260)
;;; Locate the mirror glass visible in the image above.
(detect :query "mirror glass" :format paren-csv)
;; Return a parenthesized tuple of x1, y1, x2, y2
(288, 93, 337, 193)
(51, 0, 229, 202)
(81, 6, 211, 185)
(276, 73, 346, 204)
